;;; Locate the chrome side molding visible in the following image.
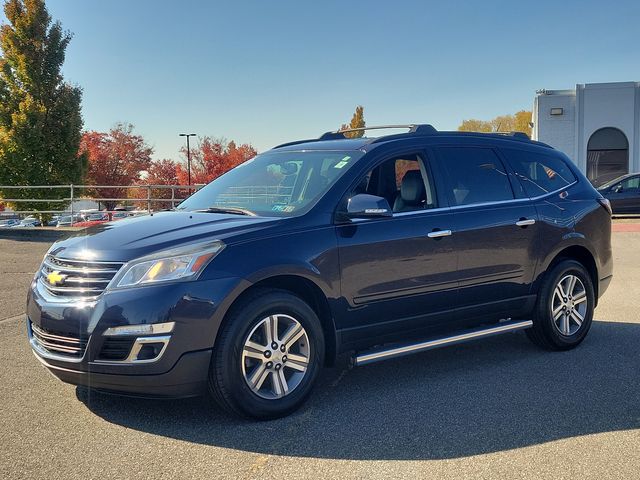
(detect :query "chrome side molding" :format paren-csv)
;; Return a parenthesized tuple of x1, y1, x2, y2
(354, 319, 533, 367)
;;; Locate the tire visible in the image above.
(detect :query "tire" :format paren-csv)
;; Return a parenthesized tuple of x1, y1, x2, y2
(208, 288, 325, 420)
(526, 259, 595, 351)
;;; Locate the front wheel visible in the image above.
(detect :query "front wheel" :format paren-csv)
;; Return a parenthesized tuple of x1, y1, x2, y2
(526, 260, 595, 350)
(208, 289, 324, 419)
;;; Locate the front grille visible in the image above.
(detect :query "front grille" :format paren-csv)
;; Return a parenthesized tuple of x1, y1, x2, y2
(98, 337, 135, 361)
(39, 255, 123, 300)
(30, 322, 88, 358)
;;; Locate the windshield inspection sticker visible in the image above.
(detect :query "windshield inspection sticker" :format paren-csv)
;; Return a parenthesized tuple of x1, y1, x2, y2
(272, 205, 295, 212)
(334, 156, 351, 169)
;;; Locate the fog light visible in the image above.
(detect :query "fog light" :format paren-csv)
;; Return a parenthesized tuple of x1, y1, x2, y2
(136, 342, 166, 361)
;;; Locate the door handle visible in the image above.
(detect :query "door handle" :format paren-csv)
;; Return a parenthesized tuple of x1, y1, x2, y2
(515, 218, 536, 227)
(427, 229, 452, 238)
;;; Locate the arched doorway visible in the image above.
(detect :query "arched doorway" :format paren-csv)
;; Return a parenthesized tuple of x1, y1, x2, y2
(587, 127, 629, 186)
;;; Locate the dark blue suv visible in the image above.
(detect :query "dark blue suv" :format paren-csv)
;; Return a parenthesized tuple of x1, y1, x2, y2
(27, 125, 613, 419)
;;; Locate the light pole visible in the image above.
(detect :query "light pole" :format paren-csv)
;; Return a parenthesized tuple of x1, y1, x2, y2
(179, 133, 197, 190)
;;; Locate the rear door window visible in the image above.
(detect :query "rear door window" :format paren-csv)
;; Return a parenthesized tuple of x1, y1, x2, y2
(501, 148, 577, 197)
(437, 147, 514, 206)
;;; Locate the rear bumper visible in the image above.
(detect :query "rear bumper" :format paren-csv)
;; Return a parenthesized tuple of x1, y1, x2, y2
(33, 348, 212, 398)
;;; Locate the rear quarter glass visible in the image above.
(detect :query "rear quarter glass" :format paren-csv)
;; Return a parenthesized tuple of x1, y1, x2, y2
(500, 147, 577, 197)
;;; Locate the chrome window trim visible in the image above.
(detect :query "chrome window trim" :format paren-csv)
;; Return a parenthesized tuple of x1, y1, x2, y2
(347, 181, 578, 223)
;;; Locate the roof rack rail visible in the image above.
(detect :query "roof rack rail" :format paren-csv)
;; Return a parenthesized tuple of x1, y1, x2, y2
(491, 131, 531, 140)
(319, 124, 438, 140)
(272, 125, 541, 150)
(273, 124, 438, 149)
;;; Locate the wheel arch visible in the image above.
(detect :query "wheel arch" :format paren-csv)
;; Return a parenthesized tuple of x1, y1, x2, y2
(538, 244, 599, 302)
(213, 273, 338, 366)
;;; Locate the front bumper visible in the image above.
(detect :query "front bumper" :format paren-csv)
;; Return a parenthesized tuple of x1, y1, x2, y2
(32, 347, 212, 398)
(27, 275, 248, 397)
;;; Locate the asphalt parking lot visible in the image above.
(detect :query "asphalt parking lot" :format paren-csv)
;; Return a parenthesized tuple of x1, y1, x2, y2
(1, 230, 639, 479)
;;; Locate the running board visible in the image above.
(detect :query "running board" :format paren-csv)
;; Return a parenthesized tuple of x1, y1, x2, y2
(353, 319, 533, 367)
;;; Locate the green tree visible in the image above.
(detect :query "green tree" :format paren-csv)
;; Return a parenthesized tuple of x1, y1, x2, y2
(0, 0, 85, 218)
(458, 110, 532, 137)
(340, 105, 366, 138)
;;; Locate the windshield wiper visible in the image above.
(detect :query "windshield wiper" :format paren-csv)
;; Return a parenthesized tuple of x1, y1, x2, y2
(197, 206, 257, 216)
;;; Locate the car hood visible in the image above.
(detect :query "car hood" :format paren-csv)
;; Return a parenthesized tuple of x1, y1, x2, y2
(50, 211, 282, 262)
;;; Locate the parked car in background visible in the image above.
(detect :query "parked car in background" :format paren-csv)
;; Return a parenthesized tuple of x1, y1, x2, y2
(14, 216, 41, 227)
(0, 218, 20, 228)
(111, 211, 131, 220)
(56, 215, 81, 227)
(74, 212, 110, 228)
(597, 173, 640, 214)
(87, 212, 109, 222)
(27, 125, 613, 420)
(46, 216, 60, 227)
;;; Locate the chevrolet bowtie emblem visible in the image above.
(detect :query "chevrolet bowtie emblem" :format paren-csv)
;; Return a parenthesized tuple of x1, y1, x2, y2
(47, 271, 66, 286)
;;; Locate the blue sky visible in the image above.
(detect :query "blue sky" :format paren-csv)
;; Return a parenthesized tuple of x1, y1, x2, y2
(3, 0, 640, 161)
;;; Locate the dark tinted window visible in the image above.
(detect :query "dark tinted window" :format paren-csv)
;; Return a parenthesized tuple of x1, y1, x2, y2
(503, 148, 576, 197)
(438, 147, 514, 206)
(619, 176, 640, 191)
(353, 154, 437, 212)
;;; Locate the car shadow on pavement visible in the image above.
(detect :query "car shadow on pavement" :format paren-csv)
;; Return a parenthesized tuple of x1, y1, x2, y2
(77, 320, 640, 460)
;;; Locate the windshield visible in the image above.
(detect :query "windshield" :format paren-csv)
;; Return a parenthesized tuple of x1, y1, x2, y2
(176, 150, 363, 216)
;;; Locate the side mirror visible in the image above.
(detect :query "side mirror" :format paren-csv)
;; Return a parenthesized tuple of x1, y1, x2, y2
(346, 194, 393, 219)
(613, 184, 624, 193)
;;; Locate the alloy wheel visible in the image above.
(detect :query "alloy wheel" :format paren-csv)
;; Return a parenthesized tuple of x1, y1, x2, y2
(551, 274, 588, 336)
(241, 314, 310, 399)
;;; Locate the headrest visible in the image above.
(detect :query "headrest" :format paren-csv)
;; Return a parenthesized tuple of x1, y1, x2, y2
(401, 170, 425, 204)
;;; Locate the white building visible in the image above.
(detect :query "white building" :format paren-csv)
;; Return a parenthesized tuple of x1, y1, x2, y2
(532, 81, 640, 186)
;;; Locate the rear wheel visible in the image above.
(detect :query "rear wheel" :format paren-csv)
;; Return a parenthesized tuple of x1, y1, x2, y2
(208, 289, 324, 419)
(527, 260, 595, 350)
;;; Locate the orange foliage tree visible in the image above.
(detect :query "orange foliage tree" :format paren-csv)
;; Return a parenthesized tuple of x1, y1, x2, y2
(80, 123, 153, 210)
(176, 137, 257, 185)
(132, 159, 181, 210)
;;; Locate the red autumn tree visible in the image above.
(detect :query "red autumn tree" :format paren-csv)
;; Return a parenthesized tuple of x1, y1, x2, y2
(80, 123, 153, 210)
(176, 137, 257, 185)
(145, 159, 179, 185)
(132, 159, 181, 210)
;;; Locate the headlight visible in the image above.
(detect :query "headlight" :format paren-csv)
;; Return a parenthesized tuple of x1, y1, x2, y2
(109, 240, 225, 289)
